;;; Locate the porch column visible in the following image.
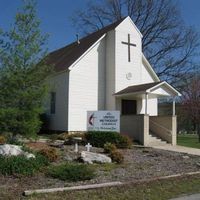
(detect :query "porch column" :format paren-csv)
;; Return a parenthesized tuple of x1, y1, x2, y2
(172, 97, 176, 116)
(145, 93, 148, 115)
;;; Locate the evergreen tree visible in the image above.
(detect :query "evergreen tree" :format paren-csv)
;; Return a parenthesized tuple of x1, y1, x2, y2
(0, 0, 53, 138)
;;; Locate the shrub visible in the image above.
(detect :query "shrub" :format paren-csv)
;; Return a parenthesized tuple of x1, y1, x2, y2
(0, 154, 49, 176)
(0, 135, 6, 144)
(8, 138, 24, 146)
(39, 148, 59, 162)
(116, 135, 133, 149)
(49, 134, 60, 142)
(64, 132, 86, 145)
(1, 132, 24, 145)
(104, 142, 117, 153)
(85, 131, 132, 148)
(47, 163, 95, 181)
(0, 132, 13, 144)
(110, 150, 124, 164)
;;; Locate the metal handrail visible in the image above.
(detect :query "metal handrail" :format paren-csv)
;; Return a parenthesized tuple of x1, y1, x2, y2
(149, 119, 172, 136)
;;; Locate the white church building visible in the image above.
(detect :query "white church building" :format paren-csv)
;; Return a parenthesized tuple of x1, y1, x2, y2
(45, 16, 181, 146)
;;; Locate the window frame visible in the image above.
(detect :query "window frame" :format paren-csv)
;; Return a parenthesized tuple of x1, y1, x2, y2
(50, 92, 56, 114)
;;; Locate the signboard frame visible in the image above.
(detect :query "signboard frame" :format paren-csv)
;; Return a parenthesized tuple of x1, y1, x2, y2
(87, 110, 120, 132)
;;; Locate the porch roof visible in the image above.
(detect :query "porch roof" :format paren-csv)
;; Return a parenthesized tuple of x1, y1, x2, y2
(114, 81, 181, 97)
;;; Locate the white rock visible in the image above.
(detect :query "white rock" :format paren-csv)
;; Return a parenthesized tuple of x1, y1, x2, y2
(0, 144, 35, 159)
(182, 155, 190, 159)
(24, 152, 36, 159)
(80, 151, 111, 164)
(0, 144, 22, 155)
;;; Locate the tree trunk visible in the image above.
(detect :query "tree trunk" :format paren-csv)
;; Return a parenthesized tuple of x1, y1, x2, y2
(197, 123, 200, 143)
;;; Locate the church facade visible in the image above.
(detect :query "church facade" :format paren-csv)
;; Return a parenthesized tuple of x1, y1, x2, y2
(45, 17, 181, 146)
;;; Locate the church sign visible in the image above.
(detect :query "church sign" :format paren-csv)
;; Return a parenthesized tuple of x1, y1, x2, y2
(87, 111, 120, 132)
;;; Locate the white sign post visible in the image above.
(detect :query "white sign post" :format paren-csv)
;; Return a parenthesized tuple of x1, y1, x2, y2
(87, 111, 120, 132)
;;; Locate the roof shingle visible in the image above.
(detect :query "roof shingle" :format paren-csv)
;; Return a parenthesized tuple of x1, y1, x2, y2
(46, 18, 125, 72)
(114, 82, 161, 95)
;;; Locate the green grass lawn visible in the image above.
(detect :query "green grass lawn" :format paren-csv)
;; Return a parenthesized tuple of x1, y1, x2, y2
(177, 134, 200, 149)
(27, 175, 200, 200)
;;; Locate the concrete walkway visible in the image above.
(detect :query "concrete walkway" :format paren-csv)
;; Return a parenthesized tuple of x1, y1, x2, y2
(170, 193, 200, 200)
(152, 145, 200, 156)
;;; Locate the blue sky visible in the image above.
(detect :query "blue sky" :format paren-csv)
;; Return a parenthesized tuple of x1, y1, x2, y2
(0, 0, 200, 52)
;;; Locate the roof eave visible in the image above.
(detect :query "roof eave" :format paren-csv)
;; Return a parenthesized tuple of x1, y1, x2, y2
(147, 81, 182, 97)
(67, 34, 107, 70)
(126, 16, 143, 38)
(142, 54, 160, 82)
(114, 91, 146, 97)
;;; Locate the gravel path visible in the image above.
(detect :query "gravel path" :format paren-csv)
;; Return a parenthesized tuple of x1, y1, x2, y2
(0, 146, 200, 199)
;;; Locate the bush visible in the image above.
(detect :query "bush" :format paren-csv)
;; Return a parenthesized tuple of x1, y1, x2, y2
(104, 142, 117, 153)
(8, 138, 24, 146)
(39, 148, 59, 162)
(0, 132, 24, 145)
(103, 142, 124, 164)
(64, 132, 86, 145)
(1, 132, 13, 144)
(0, 135, 6, 144)
(47, 163, 95, 181)
(85, 131, 132, 148)
(116, 135, 133, 149)
(110, 150, 124, 164)
(0, 154, 49, 176)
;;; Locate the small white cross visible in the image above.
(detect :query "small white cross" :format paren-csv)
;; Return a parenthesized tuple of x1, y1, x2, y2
(85, 143, 92, 152)
(74, 142, 79, 153)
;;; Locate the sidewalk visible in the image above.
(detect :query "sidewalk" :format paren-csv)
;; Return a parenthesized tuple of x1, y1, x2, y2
(152, 145, 200, 156)
(170, 193, 200, 200)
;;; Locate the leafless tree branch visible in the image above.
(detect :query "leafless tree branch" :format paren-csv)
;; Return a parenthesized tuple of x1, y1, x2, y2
(70, 0, 200, 86)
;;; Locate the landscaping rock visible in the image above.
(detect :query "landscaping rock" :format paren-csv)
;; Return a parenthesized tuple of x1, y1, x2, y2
(50, 141, 64, 149)
(196, 162, 200, 167)
(0, 144, 35, 159)
(182, 155, 190, 159)
(80, 151, 112, 164)
(63, 154, 75, 162)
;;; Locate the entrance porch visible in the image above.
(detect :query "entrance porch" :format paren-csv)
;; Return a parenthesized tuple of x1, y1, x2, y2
(114, 81, 181, 146)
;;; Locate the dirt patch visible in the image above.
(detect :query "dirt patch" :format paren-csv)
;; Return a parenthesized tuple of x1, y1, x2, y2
(26, 142, 50, 151)
(0, 145, 200, 199)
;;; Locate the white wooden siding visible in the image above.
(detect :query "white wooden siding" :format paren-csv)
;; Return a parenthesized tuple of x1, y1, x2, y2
(141, 62, 155, 83)
(46, 17, 161, 131)
(68, 39, 106, 131)
(45, 72, 69, 131)
(141, 97, 158, 116)
(105, 30, 116, 110)
(115, 17, 143, 93)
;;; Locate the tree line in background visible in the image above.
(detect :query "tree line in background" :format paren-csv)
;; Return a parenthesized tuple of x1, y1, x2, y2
(181, 75, 200, 141)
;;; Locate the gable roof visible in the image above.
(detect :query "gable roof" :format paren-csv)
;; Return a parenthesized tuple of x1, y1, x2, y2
(114, 81, 181, 96)
(114, 82, 161, 96)
(46, 18, 125, 72)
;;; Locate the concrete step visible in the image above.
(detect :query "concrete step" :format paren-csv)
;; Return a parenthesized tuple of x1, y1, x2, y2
(149, 141, 167, 146)
(148, 133, 168, 146)
(149, 138, 162, 143)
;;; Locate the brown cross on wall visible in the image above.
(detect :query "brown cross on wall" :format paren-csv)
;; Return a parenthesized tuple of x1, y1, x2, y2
(121, 34, 136, 62)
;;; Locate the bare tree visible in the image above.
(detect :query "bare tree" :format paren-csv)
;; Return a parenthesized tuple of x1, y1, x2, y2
(181, 75, 200, 142)
(71, 0, 200, 85)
